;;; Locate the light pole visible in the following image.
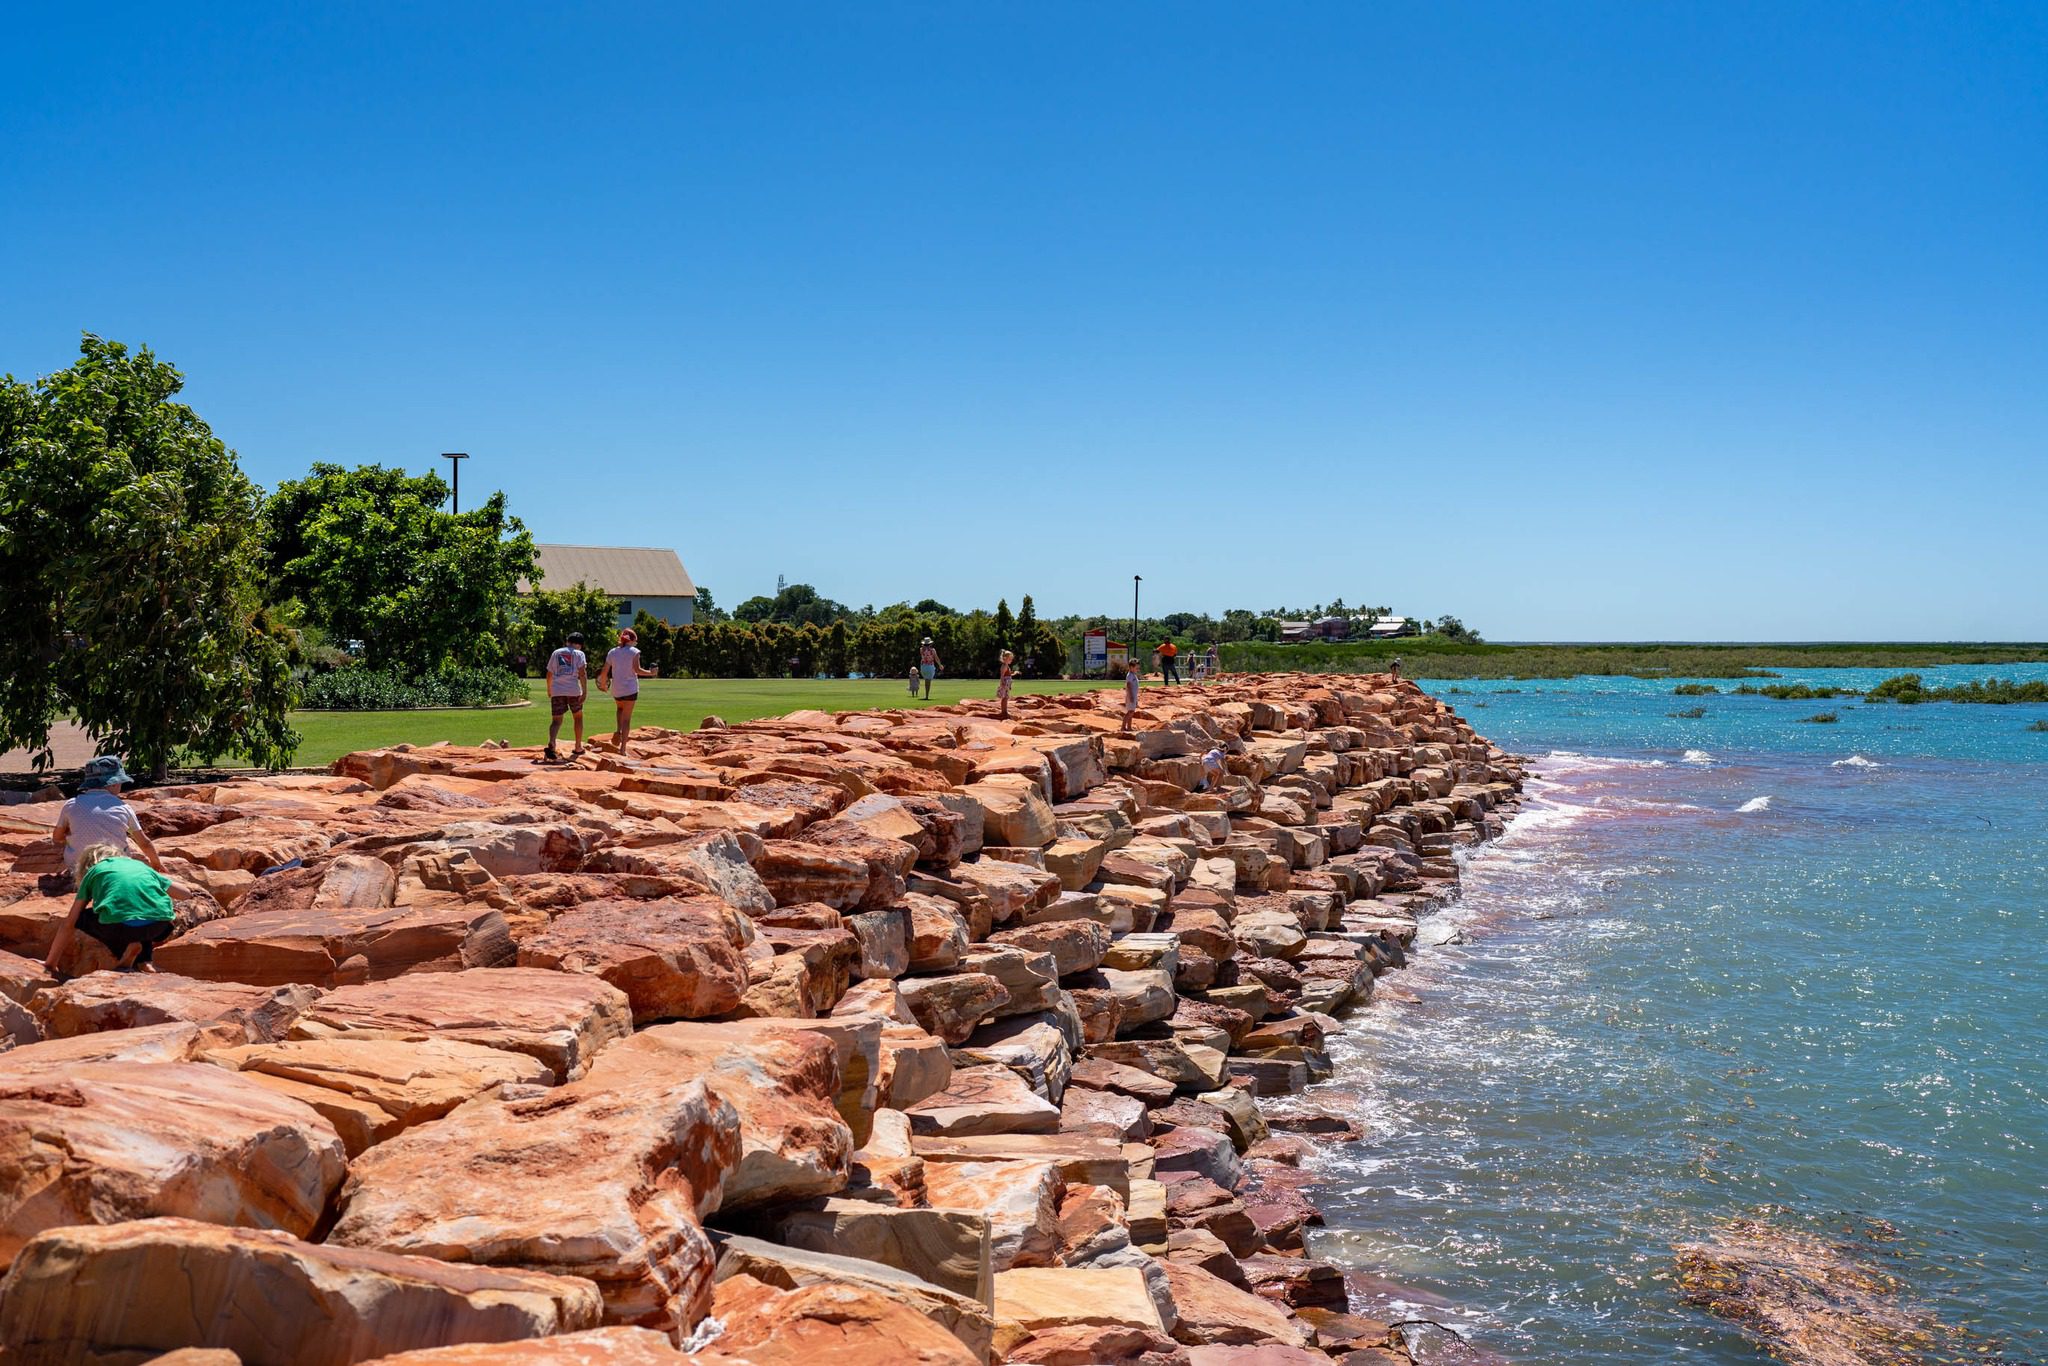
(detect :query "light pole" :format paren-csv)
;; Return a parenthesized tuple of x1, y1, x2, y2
(1132, 575, 1141, 676)
(441, 452, 470, 513)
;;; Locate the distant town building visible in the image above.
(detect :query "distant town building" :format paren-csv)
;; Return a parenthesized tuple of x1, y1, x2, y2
(523, 544, 697, 628)
(1367, 615, 1417, 638)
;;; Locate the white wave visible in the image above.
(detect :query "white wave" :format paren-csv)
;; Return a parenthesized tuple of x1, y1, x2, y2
(1736, 795, 1772, 813)
(1681, 749, 1714, 765)
(1831, 754, 1883, 769)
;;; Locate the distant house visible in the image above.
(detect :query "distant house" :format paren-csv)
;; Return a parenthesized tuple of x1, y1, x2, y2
(1311, 616, 1352, 640)
(523, 544, 697, 628)
(1278, 620, 1312, 642)
(1367, 616, 1417, 639)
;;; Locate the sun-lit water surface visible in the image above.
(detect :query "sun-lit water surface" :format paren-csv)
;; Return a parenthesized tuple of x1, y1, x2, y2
(1303, 664, 2048, 1362)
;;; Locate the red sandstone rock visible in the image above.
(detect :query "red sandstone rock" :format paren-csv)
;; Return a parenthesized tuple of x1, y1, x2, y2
(518, 897, 749, 1023)
(1158, 1260, 1310, 1348)
(156, 903, 515, 987)
(0, 1062, 347, 1267)
(290, 968, 633, 1082)
(582, 1023, 852, 1210)
(701, 1272, 979, 1366)
(752, 841, 871, 910)
(355, 1327, 696, 1362)
(32, 972, 319, 1044)
(332, 1077, 741, 1335)
(208, 1035, 553, 1156)
(0, 1217, 603, 1366)
(898, 972, 1010, 1044)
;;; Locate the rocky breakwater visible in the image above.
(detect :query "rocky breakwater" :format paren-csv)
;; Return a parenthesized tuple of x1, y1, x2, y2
(0, 674, 1522, 1366)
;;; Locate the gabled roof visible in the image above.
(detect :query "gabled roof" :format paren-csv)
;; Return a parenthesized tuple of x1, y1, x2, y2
(522, 544, 696, 597)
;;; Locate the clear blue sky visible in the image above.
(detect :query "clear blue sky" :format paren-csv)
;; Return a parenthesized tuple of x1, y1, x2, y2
(5, 4, 2043, 639)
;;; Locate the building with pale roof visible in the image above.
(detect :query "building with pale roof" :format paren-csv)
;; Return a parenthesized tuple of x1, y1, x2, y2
(521, 544, 697, 628)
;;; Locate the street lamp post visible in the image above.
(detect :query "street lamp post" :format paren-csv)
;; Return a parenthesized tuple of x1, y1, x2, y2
(1132, 575, 1141, 676)
(441, 452, 470, 513)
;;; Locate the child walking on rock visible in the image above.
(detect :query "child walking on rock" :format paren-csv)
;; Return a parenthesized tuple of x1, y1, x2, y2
(1121, 659, 1141, 734)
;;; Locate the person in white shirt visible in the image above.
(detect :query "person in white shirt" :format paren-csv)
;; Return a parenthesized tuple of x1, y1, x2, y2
(543, 632, 589, 761)
(596, 627, 659, 756)
(51, 756, 166, 883)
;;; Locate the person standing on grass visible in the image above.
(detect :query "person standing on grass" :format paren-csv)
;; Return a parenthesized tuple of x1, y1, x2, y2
(918, 638, 942, 700)
(544, 632, 589, 761)
(44, 842, 176, 977)
(1121, 659, 1142, 734)
(1158, 638, 1180, 685)
(1206, 643, 1221, 679)
(51, 756, 166, 886)
(996, 649, 1015, 720)
(597, 627, 658, 756)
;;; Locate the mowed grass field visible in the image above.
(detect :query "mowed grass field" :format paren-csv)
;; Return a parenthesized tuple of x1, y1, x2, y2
(282, 676, 1118, 767)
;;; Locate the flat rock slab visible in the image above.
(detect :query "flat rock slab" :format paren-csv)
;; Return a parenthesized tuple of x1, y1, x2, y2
(702, 1273, 979, 1366)
(709, 1233, 994, 1360)
(31, 973, 319, 1045)
(0, 1216, 602, 1366)
(581, 1023, 852, 1210)
(907, 1065, 1060, 1138)
(352, 1327, 695, 1362)
(155, 903, 515, 987)
(290, 968, 633, 1082)
(0, 1022, 207, 1073)
(766, 1198, 991, 1303)
(0, 1062, 347, 1268)
(518, 897, 749, 1023)
(333, 1077, 741, 1336)
(208, 1036, 554, 1156)
(993, 1266, 1167, 1356)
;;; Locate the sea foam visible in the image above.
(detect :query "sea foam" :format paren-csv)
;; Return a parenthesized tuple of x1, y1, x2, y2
(1737, 796, 1773, 813)
(1832, 754, 1883, 769)
(1681, 749, 1714, 765)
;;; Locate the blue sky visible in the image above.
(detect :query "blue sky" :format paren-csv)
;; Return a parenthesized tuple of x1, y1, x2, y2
(4, 3, 2043, 639)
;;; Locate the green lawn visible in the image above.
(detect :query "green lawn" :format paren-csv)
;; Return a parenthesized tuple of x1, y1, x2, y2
(281, 676, 1117, 767)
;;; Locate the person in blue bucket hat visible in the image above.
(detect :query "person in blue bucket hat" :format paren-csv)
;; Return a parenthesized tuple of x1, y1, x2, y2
(51, 756, 166, 884)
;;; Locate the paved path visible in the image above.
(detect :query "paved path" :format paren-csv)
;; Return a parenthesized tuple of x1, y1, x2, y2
(0, 721, 98, 775)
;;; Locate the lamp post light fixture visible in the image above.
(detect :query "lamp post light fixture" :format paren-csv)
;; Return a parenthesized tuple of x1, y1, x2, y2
(441, 452, 470, 513)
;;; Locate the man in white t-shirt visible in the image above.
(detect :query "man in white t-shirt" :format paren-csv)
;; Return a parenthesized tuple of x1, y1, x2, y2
(543, 632, 589, 761)
(52, 756, 167, 882)
(596, 627, 659, 756)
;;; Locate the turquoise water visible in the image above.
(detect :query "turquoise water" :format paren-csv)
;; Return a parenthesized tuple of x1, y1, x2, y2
(1309, 664, 2048, 1362)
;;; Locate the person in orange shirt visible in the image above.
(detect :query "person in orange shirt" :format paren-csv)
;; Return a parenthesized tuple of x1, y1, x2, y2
(1158, 638, 1180, 685)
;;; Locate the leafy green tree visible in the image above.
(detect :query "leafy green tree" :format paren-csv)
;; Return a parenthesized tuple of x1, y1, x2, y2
(913, 598, 955, 617)
(263, 463, 535, 675)
(692, 586, 725, 622)
(520, 583, 618, 667)
(826, 620, 849, 678)
(0, 335, 298, 776)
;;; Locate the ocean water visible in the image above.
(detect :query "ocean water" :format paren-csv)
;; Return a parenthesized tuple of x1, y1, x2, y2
(1307, 664, 2048, 1362)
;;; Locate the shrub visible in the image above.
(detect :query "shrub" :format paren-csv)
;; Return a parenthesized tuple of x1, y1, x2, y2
(1668, 706, 1708, 719)
(1672, 684, 1720, 696)
(1797, 711, 1840, 724)
(301, 665, 525, 710)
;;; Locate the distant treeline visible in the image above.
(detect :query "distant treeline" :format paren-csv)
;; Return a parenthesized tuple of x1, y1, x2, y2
(1675, 673, 2048, 705)
(1224, 639, 2048, 681)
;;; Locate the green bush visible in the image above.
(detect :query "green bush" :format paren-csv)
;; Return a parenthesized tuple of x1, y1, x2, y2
(1797, 711, 1840, 724)
(1672, 684, 1720, 696)
(1733, 683, 1857, 700)
(301, 665, 525, 711)
(1668, 706, 1708, 719)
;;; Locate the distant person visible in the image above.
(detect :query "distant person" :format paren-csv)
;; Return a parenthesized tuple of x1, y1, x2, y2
(544, 631, 589, 761)
(1390, 655, 1403, 680)
(1158, 638, 1180, 684)
(1202, 747, 1227, 790)
(1121, 660, 1141, 734)
(996, 648, 1015, 720)
(1206, 644, 1221, 679)
(908, 663, 922, 697)
(597, 627, 658, 757)
(44, 842, 176, 977)
(919, 638, 942, 699)
(52, 757, 165, 886)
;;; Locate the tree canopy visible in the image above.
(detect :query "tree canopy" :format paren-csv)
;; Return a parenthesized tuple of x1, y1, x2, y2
(0, 336, 298, 776)
(262, 463, 536, 675)
(732, 582, 849, 627)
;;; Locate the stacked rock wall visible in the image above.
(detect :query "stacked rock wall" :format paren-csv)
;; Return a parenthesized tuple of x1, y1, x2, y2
(0, 674, 1523, 1365)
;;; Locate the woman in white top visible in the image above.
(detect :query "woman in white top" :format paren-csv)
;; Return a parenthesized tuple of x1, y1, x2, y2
(52, 756, 167, 883)
(596, 628, 659, 756)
